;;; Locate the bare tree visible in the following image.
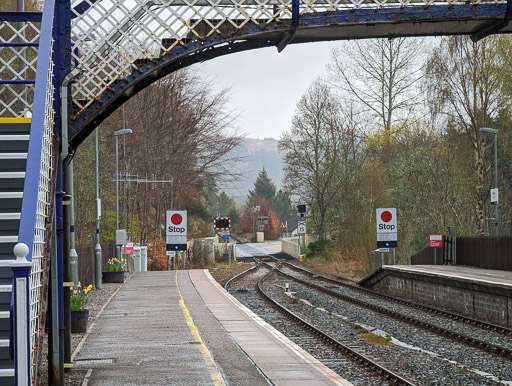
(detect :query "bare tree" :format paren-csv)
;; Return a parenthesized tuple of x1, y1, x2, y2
(425, 36, 506, 235)
(74, 68, 243, 245)
(327, 38, 423, 133)
(279, 80, 364, 239)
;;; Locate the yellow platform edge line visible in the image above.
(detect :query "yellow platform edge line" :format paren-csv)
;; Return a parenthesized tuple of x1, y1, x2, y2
(175, 271, 225, 386)
(0, 118, 32, 123)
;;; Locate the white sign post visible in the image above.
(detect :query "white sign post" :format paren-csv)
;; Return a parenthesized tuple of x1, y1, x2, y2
(491, 188, 499, 204)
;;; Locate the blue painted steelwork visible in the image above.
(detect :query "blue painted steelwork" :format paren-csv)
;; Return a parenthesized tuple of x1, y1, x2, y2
(54, 0, 73, 373)
(18, 0, 56, 260)
(277, 0, 300, 51)
(291, 0, 299, 29)
(472, 0, 512, 40)
(0, 42, 39, 47)
(299, 3, 507, 29)
(0, 80, 36, 84)
(55, 180, 64, 378)
(0, 11, 42, 22)
(68, 3, 510, 148)
(71, 0, 99, 18)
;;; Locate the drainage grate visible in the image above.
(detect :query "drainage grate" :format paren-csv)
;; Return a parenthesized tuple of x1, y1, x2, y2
(75, 358, 115, 366)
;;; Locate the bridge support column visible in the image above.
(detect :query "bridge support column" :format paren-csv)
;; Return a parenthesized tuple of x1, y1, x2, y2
(10, 243, 32, 386)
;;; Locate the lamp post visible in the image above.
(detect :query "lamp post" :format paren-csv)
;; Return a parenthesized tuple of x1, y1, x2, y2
(480, 127, 499, 236)
(114, 129, 132, 232)
(95, 127, 102, 289)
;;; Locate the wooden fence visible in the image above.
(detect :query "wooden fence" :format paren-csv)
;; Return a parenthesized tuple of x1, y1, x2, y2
(455, 237, 512, 271)
(76, 241, 116, 287)
(411, 236, 512, 270)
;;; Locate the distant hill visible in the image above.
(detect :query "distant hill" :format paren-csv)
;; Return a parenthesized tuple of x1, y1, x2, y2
(222, 137, 285, 204)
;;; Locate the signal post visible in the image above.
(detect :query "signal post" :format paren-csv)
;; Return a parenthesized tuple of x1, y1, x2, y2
(214, 217, 231, 263)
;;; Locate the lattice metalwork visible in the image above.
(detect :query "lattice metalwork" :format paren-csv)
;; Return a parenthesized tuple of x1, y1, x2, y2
(70, 0, 505, 118)
(28, 36, 54, 383)
(0, 20, 40, 117)
(70, 0, 295, 115)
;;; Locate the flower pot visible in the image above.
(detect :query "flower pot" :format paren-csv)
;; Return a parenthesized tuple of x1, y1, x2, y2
(102, 271, 125, 283)
(71, 309, 89, 333)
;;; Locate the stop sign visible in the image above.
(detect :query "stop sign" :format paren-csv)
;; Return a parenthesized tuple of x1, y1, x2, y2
(376, 208, 397, 233)
(166, 210, 187, 236)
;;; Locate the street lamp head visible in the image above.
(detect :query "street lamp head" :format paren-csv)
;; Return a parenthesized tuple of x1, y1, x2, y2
(114, 128, 132, 136)
(480, 127, 498, 134)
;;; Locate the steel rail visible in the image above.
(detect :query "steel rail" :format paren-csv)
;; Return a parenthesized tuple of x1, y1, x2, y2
(274, 264, 512, 359)
(224, 261, 264, 290)
(256, 266, 416, 386)
(282, 261, 512, 336)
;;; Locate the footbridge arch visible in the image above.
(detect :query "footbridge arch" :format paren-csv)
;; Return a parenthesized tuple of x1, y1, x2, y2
(1, 0, 512, 383)
(68, 0, 512, 149)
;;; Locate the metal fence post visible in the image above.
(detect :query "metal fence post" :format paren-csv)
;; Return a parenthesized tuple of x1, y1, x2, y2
(10, 243, 32, 386)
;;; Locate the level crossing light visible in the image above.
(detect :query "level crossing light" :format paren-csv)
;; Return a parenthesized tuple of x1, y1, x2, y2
(114, 129, 132, 231)
(480, 127, 499, 236)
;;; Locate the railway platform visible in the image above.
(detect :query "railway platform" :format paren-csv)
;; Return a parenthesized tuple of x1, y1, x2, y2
(360, 264, 512, 327)
(72, 269, 350, 385)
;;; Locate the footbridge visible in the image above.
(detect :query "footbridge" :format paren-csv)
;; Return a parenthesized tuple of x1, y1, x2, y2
(1, 0, 512, 383)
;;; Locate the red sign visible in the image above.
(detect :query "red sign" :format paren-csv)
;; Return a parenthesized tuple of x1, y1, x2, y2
(122, 242, 134, 255)
(429, 235, 442, 248)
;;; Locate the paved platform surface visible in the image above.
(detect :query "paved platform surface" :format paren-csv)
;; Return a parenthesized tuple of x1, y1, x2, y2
(73, 269, 350, 385)
(384, 265, 512, 289)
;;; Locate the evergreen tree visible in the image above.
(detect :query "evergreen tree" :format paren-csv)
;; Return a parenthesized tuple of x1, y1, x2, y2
(273, 189, 295, 223)
(248, 168, 276, 202)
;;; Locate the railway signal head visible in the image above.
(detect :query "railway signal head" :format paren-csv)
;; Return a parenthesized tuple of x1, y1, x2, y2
(297, 204, 306, 217)
(214, 217, 231, 230)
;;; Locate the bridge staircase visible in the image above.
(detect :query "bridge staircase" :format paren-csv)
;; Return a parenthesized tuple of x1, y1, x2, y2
(0, 1, 55, 384)
(0, 119, 30, 386)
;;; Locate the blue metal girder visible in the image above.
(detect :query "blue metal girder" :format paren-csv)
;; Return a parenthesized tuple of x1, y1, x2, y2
(0, 42, 39, 47)
(0, 11, 42, 22)
(471, 0, 512, 40)
(68, 3, 510, 148)
(0, 80, 36, 84)
(276, 0, 300, 51)
(71, 0, 99, 18)
(300, 4, 506, 29)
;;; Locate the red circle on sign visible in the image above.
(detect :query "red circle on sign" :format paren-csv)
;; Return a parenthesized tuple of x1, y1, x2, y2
(381, 211, 392, 222)
(171, 214, 182, 225)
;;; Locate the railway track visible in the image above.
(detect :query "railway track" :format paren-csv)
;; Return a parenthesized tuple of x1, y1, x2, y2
(226, 262, 416, 385)
(282, 261, 512, 336)
(276, 261, 512, 358)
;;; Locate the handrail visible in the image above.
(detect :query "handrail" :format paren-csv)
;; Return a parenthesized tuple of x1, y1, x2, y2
(18, 0, 55, 258)
(11, 0, 56, 384)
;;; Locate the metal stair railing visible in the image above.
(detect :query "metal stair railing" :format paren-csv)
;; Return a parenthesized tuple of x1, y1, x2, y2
(10, 0, 56, 384)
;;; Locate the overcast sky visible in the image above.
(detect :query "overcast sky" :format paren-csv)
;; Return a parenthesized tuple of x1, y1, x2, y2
(194, 40, 340, 140)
